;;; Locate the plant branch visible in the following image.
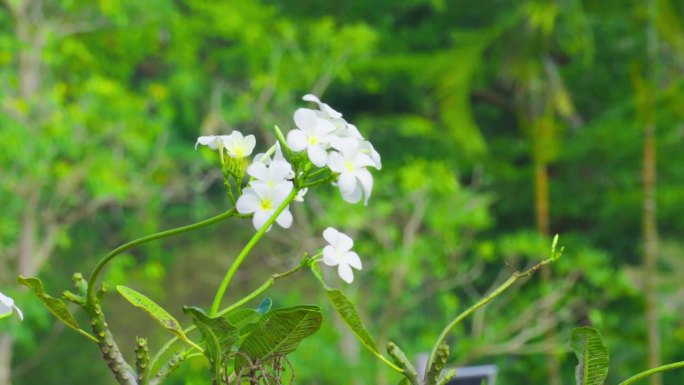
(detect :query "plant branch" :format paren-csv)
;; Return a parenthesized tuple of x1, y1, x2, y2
(618, 361, 684, 385)
(424, 250, 560, 384)
(87, 209, 236, 305)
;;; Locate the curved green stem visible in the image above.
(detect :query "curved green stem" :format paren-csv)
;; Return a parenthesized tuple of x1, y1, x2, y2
(424, 256, 556, 383)
(209, 188, 299, 315)
(87, 209, 236, 304)
(618, 361, 684, 385)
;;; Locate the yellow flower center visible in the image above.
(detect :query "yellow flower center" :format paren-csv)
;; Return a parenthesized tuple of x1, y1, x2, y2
(345, 161, 354, 172)
(260, 199, 273, 210)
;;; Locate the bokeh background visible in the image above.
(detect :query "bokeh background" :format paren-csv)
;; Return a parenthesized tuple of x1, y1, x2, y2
(1, 0, 683, 384)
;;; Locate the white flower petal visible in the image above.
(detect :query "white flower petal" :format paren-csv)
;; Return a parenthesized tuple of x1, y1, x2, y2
(0, 292, 13, 307)
(0, 303, 12, 319)
(253, 152, 271, 165)
(308, 145, 329, 167)
(243, 135, 256, 155)
(332, 231, 353, 251)
(196, 135, 220, 149)
(315, 118, 337, 135)
(302, 94, 322, 104)
(269, 160, 294, 181)
(247, 162, 269, 181)
(331, 137, 360, 155)
(337, 264, 354, 283)
(275, 208, 293, 228)
(356, 168, 374, 205)
(337, 173, 357, 194)
(322, 245, 340, 266)
(323, 227, 340, 245)
(287, 130, 308, 152)
(341, 185, 363, 204)
(274, 142, 286, 162)
(0, 292, 21, 321)
(326, 151, 345, 173)
(354, 153, 375, 169)
(347, 124, 363, 139)
(344, 251, 362, 270)
(13, 305, 23, 321)
(253, 210, 272, 231)
(294, 108, 318, 130)
(236, 191, 261, 214)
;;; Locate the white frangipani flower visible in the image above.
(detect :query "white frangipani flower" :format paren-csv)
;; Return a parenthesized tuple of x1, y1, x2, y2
(223, 131, 256, 159)
(0, 292, 23, 321)
(328, 138, 376, 205)
(195, 135, 229, 150)
(236, 183, 294, 231)
(322, 227, 362, 284)
(287, 108, 336, 167)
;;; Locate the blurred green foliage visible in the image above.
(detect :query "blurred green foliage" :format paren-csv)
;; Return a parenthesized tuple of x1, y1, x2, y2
(1, 0, 683, 384)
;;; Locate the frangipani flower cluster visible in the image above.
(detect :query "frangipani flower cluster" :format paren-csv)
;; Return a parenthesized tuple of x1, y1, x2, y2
(287, 94, 381, 205)
(195, 95, 382, 243)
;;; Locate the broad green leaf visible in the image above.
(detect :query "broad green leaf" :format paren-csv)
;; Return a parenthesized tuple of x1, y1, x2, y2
(116, 286, 196, 348)
(235, 305, 322, 374)
(326, 289, 379, 353)
(571, 327, 609, 385)
(18, 276, 80, 332)
(256, 297, 272, 314)
(183, 306, 238, 382)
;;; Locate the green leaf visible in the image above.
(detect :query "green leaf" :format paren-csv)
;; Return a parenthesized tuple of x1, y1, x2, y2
(18, 276, 80, 332)
(116, 285, 198, 349)
(310, 264, 397, 369)
(326, 289, 379, 353)
(256, 297, 272, 314)
(183, 306, 238, 382)
(235, 305, 322, 374)
(225, 308, 258, 327)
(225, 308, 261, 337)
(571, 327, 609, 385)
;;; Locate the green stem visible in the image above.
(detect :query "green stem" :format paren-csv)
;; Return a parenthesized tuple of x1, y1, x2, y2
(304, 167, 329, 180)
(618, 362, 684, 385)
(149, 261, 306, 374)
(273, 125, 288, 149)
(87, 209, 236, 304)
(424, 256, 556, 383)
(209, 188, 299, 315)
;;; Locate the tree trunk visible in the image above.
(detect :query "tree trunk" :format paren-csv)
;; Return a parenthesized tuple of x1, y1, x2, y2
(534, 161, 561, 385)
